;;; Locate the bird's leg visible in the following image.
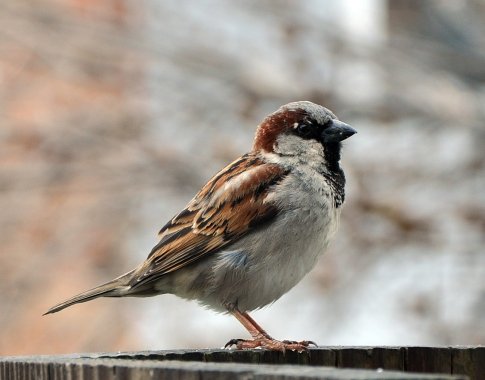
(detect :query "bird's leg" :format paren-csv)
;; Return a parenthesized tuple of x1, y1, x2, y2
(225, 309, 316, 352)
(233, 310, 272, 339)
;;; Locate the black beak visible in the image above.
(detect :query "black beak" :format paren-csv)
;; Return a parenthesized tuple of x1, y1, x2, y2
(321, 120, 357, 143)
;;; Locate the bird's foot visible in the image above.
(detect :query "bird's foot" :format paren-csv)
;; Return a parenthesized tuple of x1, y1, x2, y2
(225, 336, 317, 352)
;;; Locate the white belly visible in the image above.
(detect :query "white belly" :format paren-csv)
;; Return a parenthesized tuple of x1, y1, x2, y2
(206, 173, 341, 312)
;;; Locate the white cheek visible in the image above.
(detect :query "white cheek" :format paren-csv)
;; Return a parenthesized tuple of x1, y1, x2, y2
(270, 134, 326, 169)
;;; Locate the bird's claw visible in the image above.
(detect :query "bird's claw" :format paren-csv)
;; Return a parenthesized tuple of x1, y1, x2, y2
(282, 339, 318, 347)
(224, 337, 315, 352)
(224, 338, 245, 349)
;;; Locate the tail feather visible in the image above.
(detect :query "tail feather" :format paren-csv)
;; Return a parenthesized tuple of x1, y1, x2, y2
(43, 270, 136, 315)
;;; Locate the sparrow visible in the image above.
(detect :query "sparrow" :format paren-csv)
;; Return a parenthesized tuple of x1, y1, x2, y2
(45, 101, 356, 352)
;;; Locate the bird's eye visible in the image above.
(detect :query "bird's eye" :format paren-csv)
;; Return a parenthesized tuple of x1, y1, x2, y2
(296, 124, 312, 137)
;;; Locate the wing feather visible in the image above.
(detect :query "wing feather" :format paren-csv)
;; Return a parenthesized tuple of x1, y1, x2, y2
(131, 154, 289, 287)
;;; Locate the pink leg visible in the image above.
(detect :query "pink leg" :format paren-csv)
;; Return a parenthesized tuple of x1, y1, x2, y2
(226, 310, 316, 352)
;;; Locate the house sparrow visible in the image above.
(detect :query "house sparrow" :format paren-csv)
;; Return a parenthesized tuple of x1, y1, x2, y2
(45, 101, 356, 352)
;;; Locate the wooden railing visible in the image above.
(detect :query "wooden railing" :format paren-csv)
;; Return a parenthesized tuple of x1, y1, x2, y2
(1, 346, 483, 379)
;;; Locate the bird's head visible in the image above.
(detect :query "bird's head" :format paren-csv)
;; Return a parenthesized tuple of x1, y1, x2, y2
(253, 101, 356, 170)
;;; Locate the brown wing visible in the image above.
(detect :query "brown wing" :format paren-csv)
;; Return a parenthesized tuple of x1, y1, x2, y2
(130, 153, 289, 288)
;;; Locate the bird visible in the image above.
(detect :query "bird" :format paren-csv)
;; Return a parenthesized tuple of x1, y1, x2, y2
(45, 101, 356, 352)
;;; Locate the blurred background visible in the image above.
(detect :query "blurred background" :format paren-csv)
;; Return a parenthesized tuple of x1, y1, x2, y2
(1, 0, 484, 355)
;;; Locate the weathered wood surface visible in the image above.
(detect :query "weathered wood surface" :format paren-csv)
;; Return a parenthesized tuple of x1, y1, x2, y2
(1, 346, 482, 380)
